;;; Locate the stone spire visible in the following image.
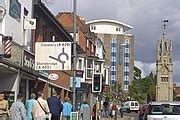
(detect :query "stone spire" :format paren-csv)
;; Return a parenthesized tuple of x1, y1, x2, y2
(156, 20, 173, 102)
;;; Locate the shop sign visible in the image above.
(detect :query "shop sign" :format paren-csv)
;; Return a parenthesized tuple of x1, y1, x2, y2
(76, 70, 84, 78)
(24, 18, 36, 29)
(22, 50, 38, 75)
(5, 41, 23, 66)
(48, 73, 58, 81)
(9, 0, 21, 22)
(70, 77, 81, 88)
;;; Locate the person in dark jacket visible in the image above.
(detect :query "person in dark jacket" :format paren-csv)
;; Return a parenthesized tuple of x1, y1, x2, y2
(47, 92, 63, 120)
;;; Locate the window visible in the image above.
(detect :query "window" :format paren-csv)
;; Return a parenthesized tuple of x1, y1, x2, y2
(94, 62, 101, 73)
(116, 27, 121, 31)
(111, 52, 116, 57)
(161, 77, 168, 82)
(111, 71, 116, 75)
(91, 44, 94, 53)
(111, 57, 116, 62)
(124, 62, 129, 67)
(131, 102, 134, 106)
(118, 47, 122, 64)
(78, 59, 82, 70)
(87, 69, 93, 79)
(125, 53, 129, 57)
(86, 59, 93, 78)
(124, 85, 128, 90)
(111, 66, 116, 71)
(112, 38, 117, 43)
(125, 67, 129, 71)
(125, 57, 129, 62)
(111, 47, 116, 52)
(111, 42, 116, 47)
(91, 26, 96, 30)
(111, 75, 116, 80)
(124, 71, 130, 76)
(86, 40, 89, 47)
(111, 62, 116, 66)
(87, 59, 93, 68)
(125, 39, 129, 44)
(124, 81, 129, 85)
(125, 48, 129, 53)
(111, 80, 116, 84)
(124, 76, 129, 81)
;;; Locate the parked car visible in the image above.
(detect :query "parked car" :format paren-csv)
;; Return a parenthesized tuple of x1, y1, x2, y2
(122, 100, 139, 113)
(138, 104, 149, 120)
(147, 102, 180, 120)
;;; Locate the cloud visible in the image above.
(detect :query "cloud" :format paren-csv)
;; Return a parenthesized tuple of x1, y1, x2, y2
(135, 61, 156, 78)
(47, 0, 180, 82)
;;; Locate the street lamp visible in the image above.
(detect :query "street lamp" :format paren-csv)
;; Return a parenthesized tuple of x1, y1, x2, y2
(72, 0, 77, 111)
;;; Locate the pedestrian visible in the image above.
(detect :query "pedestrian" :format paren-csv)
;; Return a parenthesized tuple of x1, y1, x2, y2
(32, 91, 50, 120)
(62, 97, 72, 120)
(103, 98, 109, 118)
(92, 104, 97, 120)
(25, 93, 36, 120)
(111, 101, 117, 118)
(10, 93, 26, 120)
(80, 101, 90, 120)
(0, 91, 9, 120)
(47, 91, 63, 120)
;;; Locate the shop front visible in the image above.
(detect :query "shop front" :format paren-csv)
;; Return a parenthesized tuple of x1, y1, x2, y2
(0, 41, 23, 105)
(21, 50, 38, 100)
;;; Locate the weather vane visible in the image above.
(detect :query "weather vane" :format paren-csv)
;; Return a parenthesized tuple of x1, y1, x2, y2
(162, 19, 168, 36)
(162, 19, 168, 29)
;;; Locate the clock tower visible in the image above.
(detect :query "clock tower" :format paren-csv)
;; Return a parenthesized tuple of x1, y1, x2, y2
(156, 20, 173, 102)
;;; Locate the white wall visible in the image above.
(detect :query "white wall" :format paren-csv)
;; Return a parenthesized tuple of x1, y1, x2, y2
(90, 23, 124, 35)
(2, 0, 33, 47)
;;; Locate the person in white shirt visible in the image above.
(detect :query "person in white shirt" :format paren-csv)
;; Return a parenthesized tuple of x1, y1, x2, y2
(32, 91, 50, 120)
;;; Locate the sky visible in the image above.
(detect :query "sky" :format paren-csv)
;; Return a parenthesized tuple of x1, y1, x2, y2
(45, 0, 180, 82)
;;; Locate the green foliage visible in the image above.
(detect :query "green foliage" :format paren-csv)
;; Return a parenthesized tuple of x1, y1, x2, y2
(134, 66, 142, 80)
(129, 72, 156, 104)
(103, 83, 124, 103)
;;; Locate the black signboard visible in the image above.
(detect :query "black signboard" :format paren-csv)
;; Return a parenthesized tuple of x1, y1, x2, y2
(76, 70, 84, 78)
(9, 0, 21, 22)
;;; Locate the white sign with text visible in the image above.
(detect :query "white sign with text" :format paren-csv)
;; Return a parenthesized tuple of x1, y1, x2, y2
(35, 42, 71, 70)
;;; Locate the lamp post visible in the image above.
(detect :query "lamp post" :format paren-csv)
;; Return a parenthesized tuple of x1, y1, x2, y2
(73, 0, 77, 111)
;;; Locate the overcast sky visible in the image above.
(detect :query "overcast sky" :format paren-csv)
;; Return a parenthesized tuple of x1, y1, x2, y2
(46, 0, 180, 82)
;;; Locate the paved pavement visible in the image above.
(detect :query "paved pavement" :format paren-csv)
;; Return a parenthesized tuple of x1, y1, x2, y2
(99, 116, 134, 120)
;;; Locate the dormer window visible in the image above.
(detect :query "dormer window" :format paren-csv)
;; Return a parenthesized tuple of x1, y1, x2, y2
(91, 26, 96, 30)
(116, 27, 121, 31)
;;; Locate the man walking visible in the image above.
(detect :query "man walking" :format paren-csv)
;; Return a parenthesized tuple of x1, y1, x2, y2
(25, 93, 36, 120)
(10, 93, 26, 120)
(47, 92, 63, 120)
(62, 97, 72, 120)
(32, 91, 50, 120)
(103, 98, 109, 118)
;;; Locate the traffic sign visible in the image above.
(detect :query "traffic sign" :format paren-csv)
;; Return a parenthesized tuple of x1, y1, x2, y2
(35, 42, 71, 70)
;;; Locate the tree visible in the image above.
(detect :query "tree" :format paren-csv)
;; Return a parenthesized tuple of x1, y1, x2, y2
(129, 72, 156, 104)
(134, 66, 142, 80)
